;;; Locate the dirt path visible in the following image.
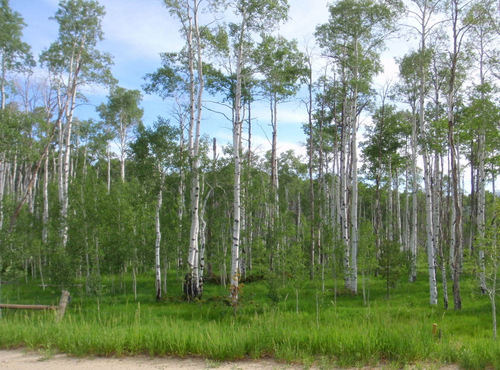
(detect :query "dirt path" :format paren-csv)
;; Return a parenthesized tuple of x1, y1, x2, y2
(0, 349, 461, 369)
(0, 349, 306, 369)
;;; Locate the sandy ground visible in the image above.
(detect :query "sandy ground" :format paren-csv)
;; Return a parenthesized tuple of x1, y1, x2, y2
(0, 349, 307, 369)
(0, 349, 461, 369)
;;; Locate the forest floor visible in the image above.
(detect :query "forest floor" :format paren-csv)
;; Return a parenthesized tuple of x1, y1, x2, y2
(0, 349, 460, 369)
(1, 273, 495, 368)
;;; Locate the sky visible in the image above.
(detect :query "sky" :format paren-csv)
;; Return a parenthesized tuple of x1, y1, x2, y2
(10, 0, 408, 160)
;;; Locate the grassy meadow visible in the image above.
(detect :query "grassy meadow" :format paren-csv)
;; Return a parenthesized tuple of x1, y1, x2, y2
(0, 271, 499, 369)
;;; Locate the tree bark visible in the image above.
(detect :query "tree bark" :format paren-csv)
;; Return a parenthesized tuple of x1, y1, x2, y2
(230, 16, 247, 308)
(183, 0, 204, 300)
(155, 175, 164, 301)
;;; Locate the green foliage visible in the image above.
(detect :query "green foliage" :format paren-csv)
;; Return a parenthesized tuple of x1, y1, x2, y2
(129, 117, 180, 181)
(46, 247, 75, 290)
(253, 34, 306, 101)
(39, 0, 114, 86)
(0, 0, 34, 73)
(316, 0, 400, 93)
(97, 87, 143, 134)
(142, 52, 187, 99)
(378, 239, 407, 298)
(265, 276, 284, 304)
(361, 104, 407, 179)
(358, 220, 377, 273)
(229, 0, 290, 33)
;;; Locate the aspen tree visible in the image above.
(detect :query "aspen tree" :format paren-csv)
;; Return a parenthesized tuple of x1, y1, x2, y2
(157, 0, 206, 299)
(40, 0, 113, 249)
(215, 0, 289, 307)
(445, 0, 476, 310)
(404, 0, 448, 305)
(97, 87, 143, 183)
(464, 0, 499, 294)
(316, 0, 401, 293)
(0, 0, 33, 233)
(130, 119, 180, 300)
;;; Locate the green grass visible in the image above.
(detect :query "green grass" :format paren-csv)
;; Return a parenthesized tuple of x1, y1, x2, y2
(0, 271, 499, 368)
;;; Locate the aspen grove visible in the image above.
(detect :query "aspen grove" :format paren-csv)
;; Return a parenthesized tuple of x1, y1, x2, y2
(1, 0, 500, 335)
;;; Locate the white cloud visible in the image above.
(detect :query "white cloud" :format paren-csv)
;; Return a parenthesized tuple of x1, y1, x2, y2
(100, 0, 184, 60)
(282, 0, 330, 42)
(250, 133, 307, 159)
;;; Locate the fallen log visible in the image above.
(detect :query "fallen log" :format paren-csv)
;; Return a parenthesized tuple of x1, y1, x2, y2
(0, 304, 57, 310)
(0, 290, 70, 322)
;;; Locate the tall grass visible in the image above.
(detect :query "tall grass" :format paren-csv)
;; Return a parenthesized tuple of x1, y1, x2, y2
(0, 272, 499, 368)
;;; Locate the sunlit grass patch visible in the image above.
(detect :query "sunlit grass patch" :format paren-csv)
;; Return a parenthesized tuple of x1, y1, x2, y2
(0, 271, 499, 368)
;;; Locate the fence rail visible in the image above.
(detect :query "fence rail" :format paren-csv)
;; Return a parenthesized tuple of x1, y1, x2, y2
(0, 290, 70, 321)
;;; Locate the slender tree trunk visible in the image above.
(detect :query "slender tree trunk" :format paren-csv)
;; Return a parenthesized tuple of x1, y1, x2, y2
(349, 47, 360, 294)
(120, 118, 126, 182)
(176, 126, 186, 280)
(449, 120, 462, 310)
(155, 174, 164, 301)
(199, 183, 212, 296)
(447, 0, 468, 311)
(307, 61, 315, 280)
(340, 86, 350, 290)
(477, 60, 487, 294)
(410, 111, 418, 282)
(350, 110, 358, 294)
(59, 54, 80, 247)
(9, 127, 56, 231)
(184, 0, 204, 300)
(396, 168, 402, 247)
(230, 17, 247, 308)
(246, 101, 253, 274)
(403, 157, 410, 253)
(107, 148, 111, 194)
(375, 156, 381, 257)
(417, 20, 438, 304)
(40, 154, 50, 290)
(492, 280, 497, 340)
(1, 56, 6, 110)
(422, 148, 438, 305)
(0, 152, 6, 231)
(388, 159, 394, 241)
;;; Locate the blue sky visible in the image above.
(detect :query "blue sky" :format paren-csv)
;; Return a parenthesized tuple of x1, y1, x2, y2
(10, 0, 346, 159)
(11, 1, 490, 193)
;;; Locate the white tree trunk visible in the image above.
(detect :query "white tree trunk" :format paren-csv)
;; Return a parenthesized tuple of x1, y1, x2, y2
(184, 0, 204, 300)
(1, 56, 6, 110)
(422, 149, 438, 305)
(340, 112, 350, 291)
(0, 153, 6, 231)
(349, 50, 360, 294)
(231, 99, 242, 307)
(155, 176, 163, 301)
(120, 118, 126, 182)
(230, 20, 246, 307)
(350, 114, 358, 294)
(410, 113, 418, 282)
(477, 78, 487, 294)
(199, 183, 212, 295)
(107, 148, 111, 194)
(419, 70, 438, 306)
(387, 159, 393, 242)
(395, 168, 403, 247)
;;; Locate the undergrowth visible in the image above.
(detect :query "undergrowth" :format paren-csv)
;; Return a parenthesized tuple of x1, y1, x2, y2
(0, 271, 498, 368)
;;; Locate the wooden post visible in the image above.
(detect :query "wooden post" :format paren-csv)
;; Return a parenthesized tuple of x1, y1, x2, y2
(56, 290, 70, 322)
(0, 290, 70, 322)
(432, 323, 437, 337)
